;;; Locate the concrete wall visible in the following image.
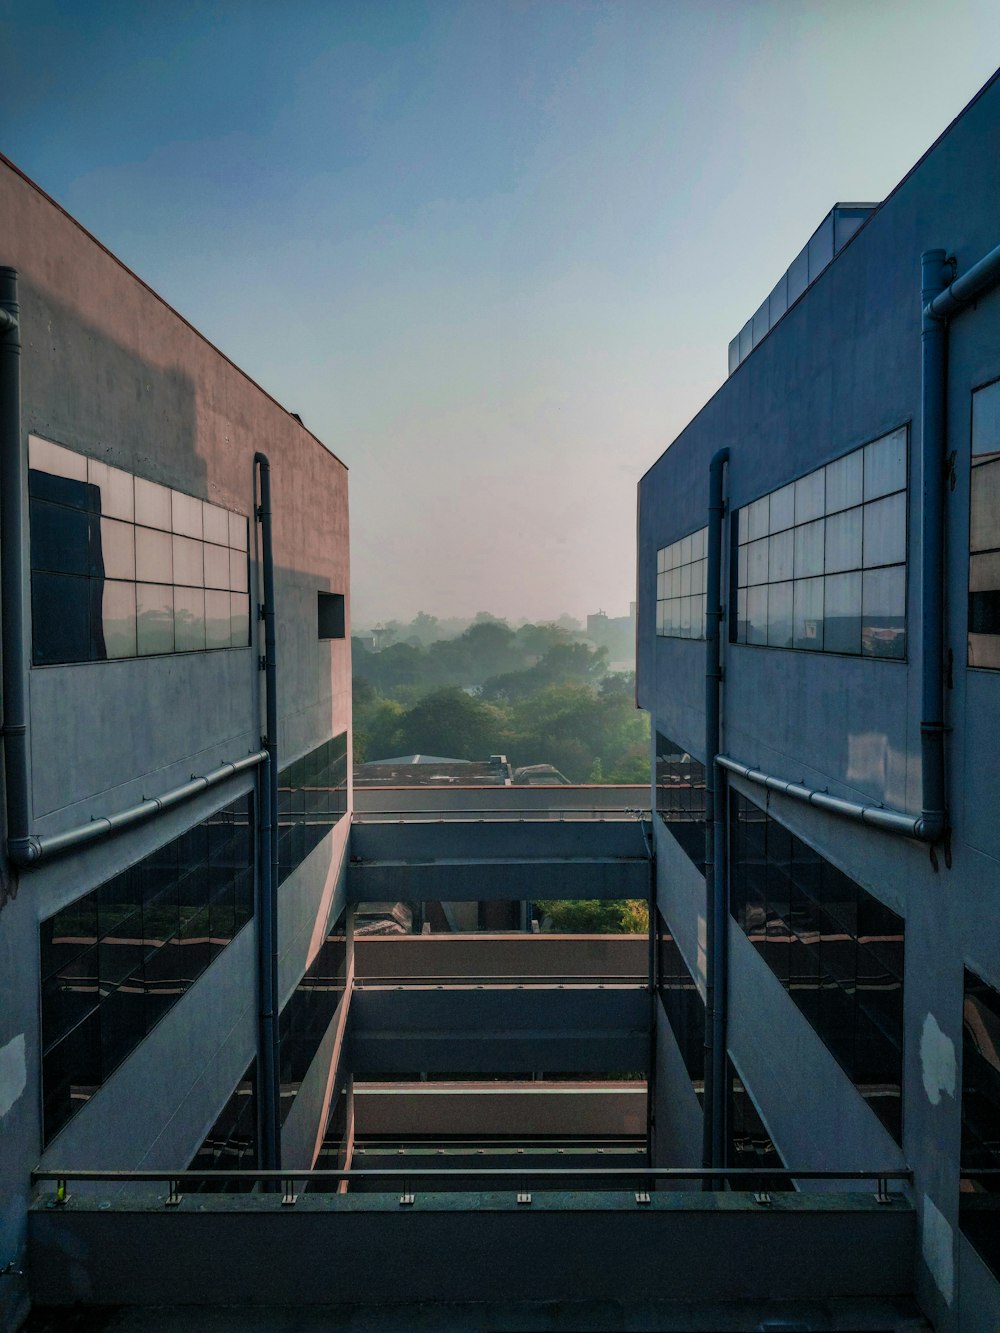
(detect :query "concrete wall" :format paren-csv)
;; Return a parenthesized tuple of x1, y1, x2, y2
(356, 933, 646, 980)
(0, 156, 351, 1331)
(636, 74, 1000, 1332)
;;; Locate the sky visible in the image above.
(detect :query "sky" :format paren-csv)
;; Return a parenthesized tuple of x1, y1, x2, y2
(2, 1, 1000, 626)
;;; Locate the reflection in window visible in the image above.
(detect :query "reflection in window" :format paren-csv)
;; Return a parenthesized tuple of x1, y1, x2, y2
(656, 912, 704, 1103)
(730, 792, 904, 1141)
(960, 968, 1000, 1280)
(279, 911, 348, 1123)
(277, 733, 349, 886)
(733, 427, 907, 659)
(656, 527, 708, 640)
(39, 793, 254, 1144)
(188, 1059, 258, 1191)
(969, 380, 1000, 669)
(29, 436, 250, 665)
(655, 733, 705, 876)
(727, 1058, 792, 1189)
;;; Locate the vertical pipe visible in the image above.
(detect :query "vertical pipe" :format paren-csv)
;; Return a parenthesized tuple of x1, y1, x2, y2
(0, 267, 29, 891)
(919, 250, 950, 845)
(702, 447, 729, 1179)
(254, 453, 281, 1171)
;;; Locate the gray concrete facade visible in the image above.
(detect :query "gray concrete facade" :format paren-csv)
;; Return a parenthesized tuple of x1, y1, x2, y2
(637, 71, 1000, 1333)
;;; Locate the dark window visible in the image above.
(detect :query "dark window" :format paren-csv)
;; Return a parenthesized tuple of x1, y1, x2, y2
(188, 1059, 258, 1190)
(728, 1057, 792, 1190)
(961, 968, 1000, 1279)
(655, 732, 705, 875)
(39, 792, 254, 1144)
(276, 733, 348, 887)
(730, 792, 903, 1141)
(278, 910, 348, 1124)
(318, 592, 346, 640)
(656, 911, 704, 1101)
(969, 381, 1000, 669)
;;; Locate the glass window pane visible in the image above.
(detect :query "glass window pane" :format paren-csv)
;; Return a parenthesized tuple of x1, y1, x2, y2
(229, 511, 248, 551)
(137, 583, 174, 655)
(863, 492, 906, 567)
(769, 530, 793, 582)
(29, 435, 88, 483)
(230, 593, 250, 647)
(825, 451, 863, 514)
(172, 534, 204, 587)
(737, 507, 749, 546)
(134, 477, 172, 531)
(748, 496, 769, 540)
(30, 498, 91, 576)
(825, 507, 863, 573)
(767, 582, 793, 648)
(203, 502, 230, 546)
(793, 577, 824, 650)
(171, 490, 203, 539)
(98, 580, 137, 659)
(738, 544, 748, 588)
(41, 894, 98, 981)
(747, 586, 767, 645)
(174, 587, 206, 652)
(229, 549, 248, 594)
(769, 484, 795, 534)
(862, 567, 906, 659)
(680, 534, 692, 565)
(864, 428, 907, 500)
(205, 590, 231, 649)
(972, 380, 1000, 458)
(32, 572, 92, 664)
(748, 537, 768, 586)
(88, 458, 134, 522)
(970, 457, 1000, 554)
(824, 572, 862, 654)
(97, 517, 135, 581)
(679, 597, 692, 637)
(794, 517, 825, 578)
(135, 527, 172, 583)
(204, 543, 230, 590)
(680, 563, 692, 597)
(736, 589, 747, 642)
(795, 469, 825, 524)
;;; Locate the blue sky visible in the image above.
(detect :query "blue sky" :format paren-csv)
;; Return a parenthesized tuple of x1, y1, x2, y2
(3, 0, 1000, 624)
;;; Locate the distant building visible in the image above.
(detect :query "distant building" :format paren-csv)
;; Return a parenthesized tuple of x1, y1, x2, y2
(354, 753, 513, 786)
(586, 606, 636, 666)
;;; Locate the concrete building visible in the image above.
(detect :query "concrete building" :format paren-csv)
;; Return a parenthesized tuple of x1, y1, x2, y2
(637, 69, 1000, 1333)
(0, 154, 352, 1331)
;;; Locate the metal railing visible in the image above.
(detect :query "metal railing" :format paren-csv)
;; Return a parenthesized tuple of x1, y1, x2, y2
(34, 1166, 913, 1209)
(352, 807, 652, 823)
(353, 972, 648, 989)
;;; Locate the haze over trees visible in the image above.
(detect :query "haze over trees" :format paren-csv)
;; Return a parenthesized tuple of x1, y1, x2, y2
(352, 615, 649, 783)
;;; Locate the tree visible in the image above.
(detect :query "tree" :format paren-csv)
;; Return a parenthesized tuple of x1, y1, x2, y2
(395, 687, 505, 759)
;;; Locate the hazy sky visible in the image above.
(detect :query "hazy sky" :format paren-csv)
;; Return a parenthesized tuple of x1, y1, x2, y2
(3, 1, 1000, 624)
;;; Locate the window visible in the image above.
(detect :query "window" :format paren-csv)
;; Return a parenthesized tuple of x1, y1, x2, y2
(727, 1057, 792, 1189)
(960, 968, 1000, 1279)
(969, 381, 1000, 669)
(317, 592, 346, 640)
(733, 427, 908, 659)
(656, 911, 704, 1102)
(730, 791, 904, 1141)
(29, 436, 250, 665)
(655, 732, 706, 876)
(188, 1059, 258, 1190)
(277, 733, 349, 886)
(279, 910, 348, 1123)
(39, 793, 254, 1143)
(656, 527, 708, 640)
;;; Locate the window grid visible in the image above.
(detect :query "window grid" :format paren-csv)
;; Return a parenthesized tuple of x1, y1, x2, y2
(655, 732, 706, 877)
(39, 793, 254, 1144)
(29, 436, 250, 666)
(277, 733, 349, 886)
(960, 967, 1000, 1280)
(969, 379, 1000, 670)
(656, 911, 704, 1102)
(188, 1059, 259, 1190)
(733, 427, 908, 659)
(729, 791, 904, 1142)
(656, 527, 708, 640)
(279, 911, 348, 1124)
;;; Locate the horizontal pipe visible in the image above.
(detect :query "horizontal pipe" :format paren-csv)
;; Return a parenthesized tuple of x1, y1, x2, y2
(925, 240, 1000, 322)
(717, 755, 934, 841)
(0, 306, 17, 335)
(9, 750, 267, 866)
